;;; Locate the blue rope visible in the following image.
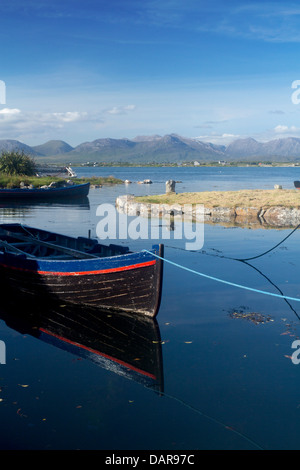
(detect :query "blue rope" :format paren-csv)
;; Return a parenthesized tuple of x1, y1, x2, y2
(144, 249, 300, 303)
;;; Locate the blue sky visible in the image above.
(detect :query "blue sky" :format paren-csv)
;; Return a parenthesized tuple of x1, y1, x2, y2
(1, 0, 300, 146)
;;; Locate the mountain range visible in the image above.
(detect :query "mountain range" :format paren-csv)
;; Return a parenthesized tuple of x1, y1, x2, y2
(2, 134, 300, 163)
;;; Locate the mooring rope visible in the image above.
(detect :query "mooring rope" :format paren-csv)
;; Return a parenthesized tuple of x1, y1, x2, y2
(143, 250, 300, 302)
(158, 390, 264, 450)
(165, 221, 300, 263)
(236, 222, 300, 262)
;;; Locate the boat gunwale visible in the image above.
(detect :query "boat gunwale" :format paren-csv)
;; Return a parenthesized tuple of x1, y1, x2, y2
(0, 223, 162, 274)
(0, 257, 158, 276)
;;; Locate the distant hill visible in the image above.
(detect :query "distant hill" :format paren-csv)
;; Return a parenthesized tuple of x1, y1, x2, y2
(225, 137, 300, 160)
(2, 134, 300, 163)
(0, 139, 40, 155)
(225, 138, 263, 158)
(32, 140, 74, 156)
(67, 134, 225, 163)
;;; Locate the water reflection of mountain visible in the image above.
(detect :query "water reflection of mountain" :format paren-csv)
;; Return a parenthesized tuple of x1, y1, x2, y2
(0, 297, 164, 393)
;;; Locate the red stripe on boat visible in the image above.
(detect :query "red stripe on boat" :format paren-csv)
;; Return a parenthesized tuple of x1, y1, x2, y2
(39, 327, 157, 380)
(39, 259, 156, 276)
(0, 259, 156, 276)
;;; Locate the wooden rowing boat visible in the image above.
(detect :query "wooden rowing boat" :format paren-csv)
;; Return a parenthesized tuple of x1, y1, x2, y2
(0, 223, 164, 318)
(0, 182, 90, 199)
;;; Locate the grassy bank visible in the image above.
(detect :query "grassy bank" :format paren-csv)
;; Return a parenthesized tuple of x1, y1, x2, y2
(135, 189, 300, 208)
(74, 176, 124, 185)
(0, 174, 123, 189)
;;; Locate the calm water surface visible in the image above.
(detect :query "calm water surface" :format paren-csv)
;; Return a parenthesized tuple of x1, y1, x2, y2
(0, 166, 300, 450)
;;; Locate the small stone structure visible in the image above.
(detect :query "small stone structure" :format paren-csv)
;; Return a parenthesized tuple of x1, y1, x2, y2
(166, 180, 176, 193)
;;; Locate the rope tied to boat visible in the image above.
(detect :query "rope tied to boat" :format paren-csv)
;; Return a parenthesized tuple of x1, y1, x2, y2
(143, 249, 300, 303)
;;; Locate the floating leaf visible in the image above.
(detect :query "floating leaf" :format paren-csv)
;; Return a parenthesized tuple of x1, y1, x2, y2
(229, 310, 273, 325)
(16, 408, 27, 418)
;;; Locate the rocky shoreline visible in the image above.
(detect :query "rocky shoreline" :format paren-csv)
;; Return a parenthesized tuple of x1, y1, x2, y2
(116, 194, 300, 228)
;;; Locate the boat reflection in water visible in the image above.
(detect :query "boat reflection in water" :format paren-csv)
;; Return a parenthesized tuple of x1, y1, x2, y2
(0, 196, 90, 211)
(0, 296, 164, 393)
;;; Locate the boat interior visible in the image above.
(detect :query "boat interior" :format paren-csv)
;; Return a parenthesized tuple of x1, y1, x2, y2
(0, 224, 130, 260)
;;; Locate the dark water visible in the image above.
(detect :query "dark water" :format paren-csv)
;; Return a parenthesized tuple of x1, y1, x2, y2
(1, 166, 300, 450)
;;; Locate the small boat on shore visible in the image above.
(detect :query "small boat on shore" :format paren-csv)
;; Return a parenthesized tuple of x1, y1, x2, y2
(294, 181, 300, 189)
(0, 182, 90, 199)
(0, 224, 164, 318)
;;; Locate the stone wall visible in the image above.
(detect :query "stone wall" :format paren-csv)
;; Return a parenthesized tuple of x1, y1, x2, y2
(115, 194, 300, 228)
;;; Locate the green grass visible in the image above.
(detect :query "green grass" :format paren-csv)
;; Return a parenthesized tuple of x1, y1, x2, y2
(0, 174, 123, 189)
(72, 176, 124, 185)
(135, 189, 300, 208)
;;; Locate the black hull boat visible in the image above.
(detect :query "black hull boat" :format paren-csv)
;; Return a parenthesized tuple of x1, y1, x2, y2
(0, 182, 90, 199)
(0, 224, 164, 318)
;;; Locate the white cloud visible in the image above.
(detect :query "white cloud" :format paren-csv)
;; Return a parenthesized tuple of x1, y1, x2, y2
(0, 108, 95, 142)
(274, 124, 300, 134)
(194, 133, 241, 145)
(0, 103, 137, 143)
(51, 111, 88, 122)
(248, 124, 300, 143)
(0, 108, 89, 124)
(0, 108, 21, 115)
(105, 105, 136, 115)
(275, 124, 289, 133)
(222, 133, 237, 138)
(0, 108, 22, 124)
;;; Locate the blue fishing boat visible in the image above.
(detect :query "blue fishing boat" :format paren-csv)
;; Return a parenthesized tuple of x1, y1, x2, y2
(0, 224, 164, 318)
(0, 182, 90, 199)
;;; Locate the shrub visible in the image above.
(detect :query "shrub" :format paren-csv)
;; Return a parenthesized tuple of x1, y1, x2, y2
(0, 151, 36, 176)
